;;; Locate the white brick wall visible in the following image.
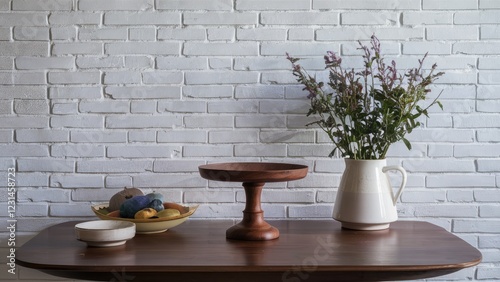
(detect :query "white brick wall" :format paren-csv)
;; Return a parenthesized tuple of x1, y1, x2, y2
(0, 0, 499, 280)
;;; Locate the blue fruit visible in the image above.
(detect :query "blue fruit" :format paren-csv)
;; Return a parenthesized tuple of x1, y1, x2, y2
(147, 199, 164, 212)
(119, 195, 151, 218)
(146, 192, 164, 202)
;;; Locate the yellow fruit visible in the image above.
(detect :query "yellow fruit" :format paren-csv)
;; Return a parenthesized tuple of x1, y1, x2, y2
(157, 209, 180, 218)
(134, 208, 157, 219)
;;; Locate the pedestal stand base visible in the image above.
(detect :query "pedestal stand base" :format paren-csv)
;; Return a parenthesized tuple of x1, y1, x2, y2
(340, 221, 390, 231)
(226, 222, 279, 241)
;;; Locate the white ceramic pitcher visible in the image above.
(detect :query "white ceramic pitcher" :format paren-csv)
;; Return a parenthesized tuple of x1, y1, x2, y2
(332, 159, 407, 231)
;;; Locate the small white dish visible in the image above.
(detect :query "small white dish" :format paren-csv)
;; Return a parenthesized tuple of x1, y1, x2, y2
(75, 220, 136, 247)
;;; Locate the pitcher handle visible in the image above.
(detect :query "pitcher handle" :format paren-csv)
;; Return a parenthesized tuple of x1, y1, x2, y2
(382, 165, 407, 205)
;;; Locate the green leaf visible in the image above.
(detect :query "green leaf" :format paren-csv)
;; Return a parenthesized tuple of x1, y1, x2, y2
(402, 138, 412, 150)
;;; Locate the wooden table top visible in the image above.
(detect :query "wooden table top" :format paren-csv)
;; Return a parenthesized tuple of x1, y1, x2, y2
(17, 220, 481, 282)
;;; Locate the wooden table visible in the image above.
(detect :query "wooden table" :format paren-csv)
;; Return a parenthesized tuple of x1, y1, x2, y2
(17, 220, 481, 282)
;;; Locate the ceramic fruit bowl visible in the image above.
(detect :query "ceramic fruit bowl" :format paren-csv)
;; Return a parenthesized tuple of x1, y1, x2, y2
(91, 202, 198, 234)
(75, 220, 136, 247)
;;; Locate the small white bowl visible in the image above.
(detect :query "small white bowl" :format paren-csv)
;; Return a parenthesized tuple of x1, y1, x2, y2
(75, 220, 136, 247)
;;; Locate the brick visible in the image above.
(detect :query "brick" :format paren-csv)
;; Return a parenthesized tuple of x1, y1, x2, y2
(107, 145, 180, 158)
(159, 100, 205, 113)
(129, 130, 156, 142)
(0, 12, 48, 26)
(478, 86, 500, 99)
(403, 159, 475, 172)
(185, 190, 235, 203)
(105, 12, 180, 25)
(52, 43, 102, 55)
(288, 144, 334, 157)
(447, 190, 474, 203)
(480, 26, 500, 40)
(235, 115, 286, 128)
(207, 101, 257, 113)
(185, 71, 258, 85)
(342, 12, 398, 25)
(209, 58, 231, 70)
(50, 204, 95, 217)
(157, 0, 232, 10)
(414, 205, 477, 217)
(0, 116, 48, 129)
(476, 190, 500, 202)
(183, 85, 233, 98)
(235, 86, 284, 99)
(70, 131, 126, 143)
(18, 159, 74, 172)
(158, 28, 205, 40)
(105, 176, 132, 188)
(142, 71, 183, 84)
(406, 129, 474, 143)
(0, 57, 12, 69)
(401, 190, 446, 203)
(289, 205, 332, 218)
(234, 144, 286, 157)
(288, 28, 314, 41)
(288, 174, 339, 188)
(50, 174, 103, 188)
(427, 26, 478, 40)
(103, 71, 141, 84)
(454, 219, 500, 233)
(16, 56, 74, 70)
(427, 175, 495, 188)
(72, 188, 116, 202)
(207, 27, 234, 41)
(77, 160, 152, 173)
(76, 56, 124, 69)
(456, 11, 500, 25)
(125, 56, 153, 68)
(183, 145, 233, 157)
(402, 12, 452, 25)
(0, 144, 48, 156)
(184, 115, 233, 128)
(477, 130, 500, 142)
(105, 42, 179, 55)
(9, 172, 47, 188)
(51, 26, 77, 40)
(79, 0, 153, 11)
(105, 86, 180, 99)
(423, 0, 477, 9)
(481, 0, 500, 8)
(51, 144, 104, 157)
(184, 42, 257, 56)
(49, 71, 100, 84)
(480, 206, 500, 218)
(158, 130, 207, 143)
(13, 0, 73, 10)
(129, 27, 155, 40)
(51, 116, 103, 128)
(0, 42, 48, 56)
(131, 101, 156, 113)
(16, 129, 68, 142)
(262, 42, 338, 56)
(236, 28, 286, 41)
(428, 144, 453, 157)
(0, 130, 12, 142)
(79, 27, 128, 40)
(79, 101, 129, 114)
(14, 100, 49, 115)
(49, 86, 101, 99)
(49, 12, 101, 24)
(13, 26, 49, 40)
(0, 71, 47, 85)
(262, 12, 338, 25)
(480, 71, 500, 85)
(209, 130, 258, 143)
(479, 235, 500, 248)
(314, 0, 418, 9)
(106, 115, 181, 129)
(154, 160, 205, 172)
(17, 188, 69, 202)
(184, 12, 257, 25)
(454, 42, 500, 55)
(454, 114, 500, 128)
(133, 174, 205, 188)
(477, 159, 500, 172)
(236, 0, 308, 10)
(403, 42, 450, 55)
(156, 57, 206, 70)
